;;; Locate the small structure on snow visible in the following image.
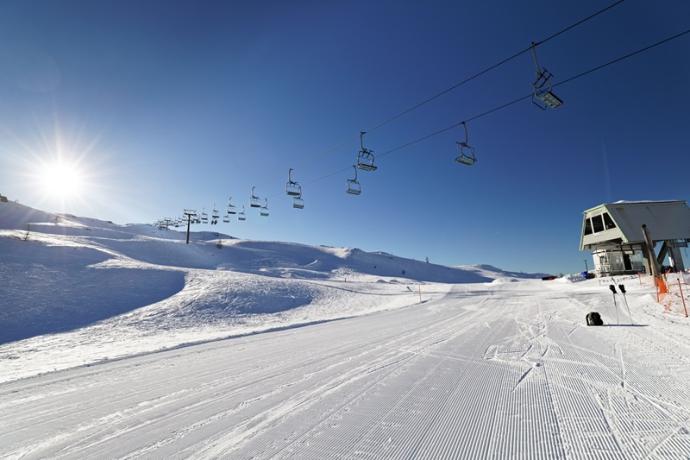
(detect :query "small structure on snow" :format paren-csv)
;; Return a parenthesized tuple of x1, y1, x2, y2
(579, 200, 690, 276)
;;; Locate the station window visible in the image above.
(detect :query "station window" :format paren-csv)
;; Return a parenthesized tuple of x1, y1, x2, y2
(603, 212, 617, 230)
(584, 218, 593, 235)
(592, 215, 604, 233)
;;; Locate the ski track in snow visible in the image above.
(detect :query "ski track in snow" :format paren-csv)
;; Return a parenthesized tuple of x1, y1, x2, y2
(2, 284, 690, 459)
(2, 202, 690, 458)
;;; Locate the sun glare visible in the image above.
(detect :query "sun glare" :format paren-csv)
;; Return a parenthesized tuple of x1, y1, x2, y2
(38, 160, 85, 198)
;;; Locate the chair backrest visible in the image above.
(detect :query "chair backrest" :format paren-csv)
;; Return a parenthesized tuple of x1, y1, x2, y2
(286, 182, 302, 197)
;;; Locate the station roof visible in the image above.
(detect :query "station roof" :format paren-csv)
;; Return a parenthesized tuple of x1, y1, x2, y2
(580, 200, 690, 250)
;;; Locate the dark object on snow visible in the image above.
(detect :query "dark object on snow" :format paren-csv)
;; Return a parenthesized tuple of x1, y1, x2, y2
(0, 194, 7, 203)
(608, 284, 617, 294)
(618, 284, 626, 294)
(584, 272, 596, 279)
(586, 312, 603, 326)
(541, 275, 557, 281)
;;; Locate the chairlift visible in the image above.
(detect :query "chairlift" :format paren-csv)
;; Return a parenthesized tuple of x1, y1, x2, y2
(200, 210, 209, 224)
(356, 131, 377, 172)
(211, 207, 220, 225)
(260, 199, 269, 217)
(293, 196, 304, 209)
(227, 196, 237, 214)
(250, 186, 262, 208)
(286, 168, 302, 197)
(530, 42, 563, 110)
(238, 206, 247, 221)
(346, 165, 362, 195)
(222, 215, 230, 223)
(455, 122, 477, 166)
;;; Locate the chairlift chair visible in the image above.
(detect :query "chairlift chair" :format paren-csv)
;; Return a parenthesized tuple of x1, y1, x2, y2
(227, 196, 237, 214)
(250, 186, 262, 208)
(260, 199, 269, 217)
(346, 165, 362, 195)
(530, 42, 563, 110)
(455, 122, 477, 166)
(222, 215, 230, 223)
(356, 131, 377, 172)
(293, 197, 304, 209)
(238, 206, 247, 221)
(286, 168, 302, 197)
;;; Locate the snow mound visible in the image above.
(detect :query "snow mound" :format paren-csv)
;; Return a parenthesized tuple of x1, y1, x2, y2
(0, 201, 530, 379)
(457, 264, 547, 280)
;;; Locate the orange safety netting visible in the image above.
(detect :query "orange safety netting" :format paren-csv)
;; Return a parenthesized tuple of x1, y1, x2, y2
(658, 273, 689, 317)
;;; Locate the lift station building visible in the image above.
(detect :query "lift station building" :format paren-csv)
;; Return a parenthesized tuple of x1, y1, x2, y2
(579, 200, 690, 276)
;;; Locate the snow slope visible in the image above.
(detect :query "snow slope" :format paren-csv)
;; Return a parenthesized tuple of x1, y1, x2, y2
(456, 263, 550, 281)
(2, 201, 690, 458)
(1, 280, 689, 459)
(0, 201, 502, 381)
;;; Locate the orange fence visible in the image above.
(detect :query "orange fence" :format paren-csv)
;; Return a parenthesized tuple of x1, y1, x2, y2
(657, 272, 689, 317)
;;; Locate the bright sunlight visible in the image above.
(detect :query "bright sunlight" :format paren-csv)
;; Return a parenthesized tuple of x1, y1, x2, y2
(37, 160, 85, 199)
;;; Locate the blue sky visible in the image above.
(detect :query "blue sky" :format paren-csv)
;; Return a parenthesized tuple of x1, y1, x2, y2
(1, 0, 689, 274)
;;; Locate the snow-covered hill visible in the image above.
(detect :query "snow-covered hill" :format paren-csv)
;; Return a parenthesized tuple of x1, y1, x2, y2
(3, 202, 690, 459)
(0, 201, 543, 381)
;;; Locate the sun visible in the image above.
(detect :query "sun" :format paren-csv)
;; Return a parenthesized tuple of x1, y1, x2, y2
(38, 160, 85, 198)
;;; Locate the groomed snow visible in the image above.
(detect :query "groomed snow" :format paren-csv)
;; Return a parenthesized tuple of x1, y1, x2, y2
(1, 202, 689, 459)
(0, 202, 488, 382)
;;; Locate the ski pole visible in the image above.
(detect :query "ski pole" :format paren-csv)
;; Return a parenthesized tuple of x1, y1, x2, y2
(609, 284, 619, 325)
(618, 284, 633, 324)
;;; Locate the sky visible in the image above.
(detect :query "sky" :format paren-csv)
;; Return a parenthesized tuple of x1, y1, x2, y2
(0, 0, 689, 274)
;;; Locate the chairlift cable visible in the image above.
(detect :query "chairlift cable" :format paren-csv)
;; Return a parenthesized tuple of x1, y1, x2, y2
(264, 0, 626, 176)
(255, 1, 630, 201)
(534, 0, 625, 47)
(366, 0, 626, 132)
(377, 26, 690, 159)
(245, 20, 690, 204)
(552, 27, 690, 90)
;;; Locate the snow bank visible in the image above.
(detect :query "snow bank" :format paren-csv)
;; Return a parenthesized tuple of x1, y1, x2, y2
(0, 237, 185, 344)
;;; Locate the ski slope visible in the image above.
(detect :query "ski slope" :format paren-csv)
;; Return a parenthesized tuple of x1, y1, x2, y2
(0, 201, 496, 382)
(2, 280, 690, 459)
(2, 201, 690, 458)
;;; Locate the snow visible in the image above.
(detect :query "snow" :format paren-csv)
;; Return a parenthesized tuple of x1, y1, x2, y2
(0, 201, 479, 382)
(2, 201, 690, 459)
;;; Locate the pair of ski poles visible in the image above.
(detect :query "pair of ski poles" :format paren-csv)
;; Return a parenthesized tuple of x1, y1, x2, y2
(609, 283, 634, 325)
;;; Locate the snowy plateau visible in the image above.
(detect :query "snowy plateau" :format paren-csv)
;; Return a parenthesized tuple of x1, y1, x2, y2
(1, 201, 689, 459)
